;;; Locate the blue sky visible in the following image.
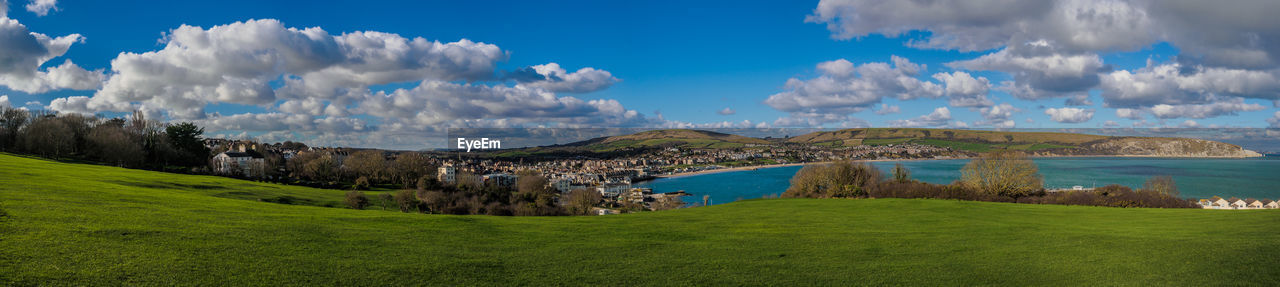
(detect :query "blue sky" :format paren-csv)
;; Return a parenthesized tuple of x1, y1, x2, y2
(1, 0, 1278, 149)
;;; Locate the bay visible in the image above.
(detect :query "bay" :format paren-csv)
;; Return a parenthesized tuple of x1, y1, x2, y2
(632, 156, 1280, 205)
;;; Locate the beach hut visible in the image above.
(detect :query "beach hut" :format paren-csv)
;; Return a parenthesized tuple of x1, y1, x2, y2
(1231, 200, 1248, 209)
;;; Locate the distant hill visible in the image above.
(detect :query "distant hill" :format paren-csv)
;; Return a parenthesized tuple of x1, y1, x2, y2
(480, 128, 1260, 158)
(785, 128, 1260, 157)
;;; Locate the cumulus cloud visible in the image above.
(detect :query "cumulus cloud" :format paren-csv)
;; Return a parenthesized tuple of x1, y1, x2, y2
(70, 19, 506, 119)
(887, 107, 951, 127)
(716, 107, 735, 115)
(0, 95, 9, 108)
(40, 19, 656, 149)
(1115, 108, 1143, 120)
(765, 56, 942, 122)
(1044, 107, 1094, 123)
(1269, 111, 1280, 128)
(1179, 120, 1200, 128)
(510, 63, 619, 93)
(932, 71, 993, 107)
(808, 0, 1156, 53)
(948, 41, 1105, 100)
(1100, 62, 1280, 107)
(806, 0, 1280, 124)
(1146, 99, 1266, 119)
(874, 104, 900, 115)
(0, 18, 103, 93)
(25, 0, 56, 16)
(976, 103, 1020, 128)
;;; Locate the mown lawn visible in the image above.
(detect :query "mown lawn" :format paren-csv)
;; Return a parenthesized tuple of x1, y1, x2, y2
(1, 153, 1278, 286)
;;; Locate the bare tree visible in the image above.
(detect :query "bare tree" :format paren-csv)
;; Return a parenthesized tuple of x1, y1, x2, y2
(892, 163, 911, 183)
(1142, 175, 1179, 197)
(391, 152, 432, 188)
(564, 188, 602, 215)
(344, 150, 387, 183)
(21, 117, 74, 158)
(88, 124, 144, 167)
(960, 150, 1043, 199)
(0, 107, 28, 150)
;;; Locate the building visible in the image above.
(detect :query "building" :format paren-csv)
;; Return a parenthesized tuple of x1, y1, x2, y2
(483, 173, 518, 188)
(1266, 201, 1279, 209)
(437, 165, 456, 184)
(1230, 199, 1248, 209)
(212, 151, 265, 177)
(1248, 200, 1264, 209)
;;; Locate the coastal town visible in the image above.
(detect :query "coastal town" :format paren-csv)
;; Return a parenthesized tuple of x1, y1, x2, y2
(201, 136, 961, 211)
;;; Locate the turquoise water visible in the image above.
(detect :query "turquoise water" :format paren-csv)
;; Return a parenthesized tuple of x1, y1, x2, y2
(633, 156, 1280, 205)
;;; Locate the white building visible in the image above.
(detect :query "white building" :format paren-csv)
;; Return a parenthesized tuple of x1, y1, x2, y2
(212, 151, 265, 177)
(483, 173, 518, 188)
(437, 165, 455, 184)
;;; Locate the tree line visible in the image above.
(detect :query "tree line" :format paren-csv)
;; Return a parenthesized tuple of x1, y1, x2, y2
(0, 107, 209, 171)
(782, 150, 1198, 208)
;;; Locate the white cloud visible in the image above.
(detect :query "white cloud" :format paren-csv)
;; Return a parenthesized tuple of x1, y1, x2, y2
(1100, 62, 1280, 107)
(25, 0, 56, 16)
(874, 104, 900, 115)
(1146, 99, 1266, 119)
(1103, 120, 1119, 127)
(1269, 111, 1280, 128)
(73, 19, 506, 119)
(976, 103, 1020, 127)
(887, 107, 951, 127)
(948, 42, 1104, 100)
(765, 56, 942, 121)
(716, 107, 735, 115)
(0, 95, 9, 108)
(0, 18, 102, 94)
(1044, 107, 1094, 123)
(355, 80, 650, 128)
(932, 71, 993, 107)
(1179, 120, 1200, 128)
(1115, 108, 1143, 120)
(511, 63, 619, 93)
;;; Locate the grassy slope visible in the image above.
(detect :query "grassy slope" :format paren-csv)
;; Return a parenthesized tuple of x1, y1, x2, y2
(2, 154, 1279, 286)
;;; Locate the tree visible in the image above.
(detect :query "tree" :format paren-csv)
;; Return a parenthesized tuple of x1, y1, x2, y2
(345, 191, 369, 210)
(512, 170, 560, 216)
(416, 189, 447, 214)
(782, 162, 882, 198)
(391, 152, 433, 188)
(345, 150, 387, 183)
(0, 107, 28, 150)
(353, 176, 371, 190)
(20, 118, 74, 158)
(1142, 175, 1179, 197)
(891, 163, 911, 183)
(960, 150, 1042, 198)
(88, 124, 144, 167)
(304, 154, 342, 184)
(393, 189, 418, 212)
(564, 188, 602, 215)
(166, 122, 210, 167)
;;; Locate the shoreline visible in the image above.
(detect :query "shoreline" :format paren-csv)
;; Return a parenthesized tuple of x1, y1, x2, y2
(652, 154, 1270, 180)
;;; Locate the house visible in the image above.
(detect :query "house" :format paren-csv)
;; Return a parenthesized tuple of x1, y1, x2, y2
(1265, 200, 1279, 209)
(212, 150, 265, 177)
(1213, 198, 1230, 209)
(1198, 199, 1212, 208)
(1248, 200, 1265, 209)
(1230, 200, 1248, 209)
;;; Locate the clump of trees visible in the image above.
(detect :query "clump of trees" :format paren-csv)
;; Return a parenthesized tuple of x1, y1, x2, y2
(960, 150, 1042, 199)
(781, 161, 881, 198)
(782, 151, 1198, 208)
(0, 107, 209, 171)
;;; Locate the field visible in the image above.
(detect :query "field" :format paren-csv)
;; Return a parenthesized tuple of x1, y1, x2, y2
(2, 153, 1279, 285)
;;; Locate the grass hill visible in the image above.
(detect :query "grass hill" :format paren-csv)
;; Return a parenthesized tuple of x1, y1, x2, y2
(2, 153, 1279, 285)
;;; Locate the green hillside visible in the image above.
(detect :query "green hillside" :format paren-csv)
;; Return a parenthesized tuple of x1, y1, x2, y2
(2, 153, 1279, 285)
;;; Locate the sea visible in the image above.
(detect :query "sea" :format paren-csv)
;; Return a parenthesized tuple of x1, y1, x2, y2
(632, 156, 1280, 205)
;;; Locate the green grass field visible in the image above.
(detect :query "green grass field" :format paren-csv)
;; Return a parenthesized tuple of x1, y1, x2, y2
(2, 153, 1278, 286)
